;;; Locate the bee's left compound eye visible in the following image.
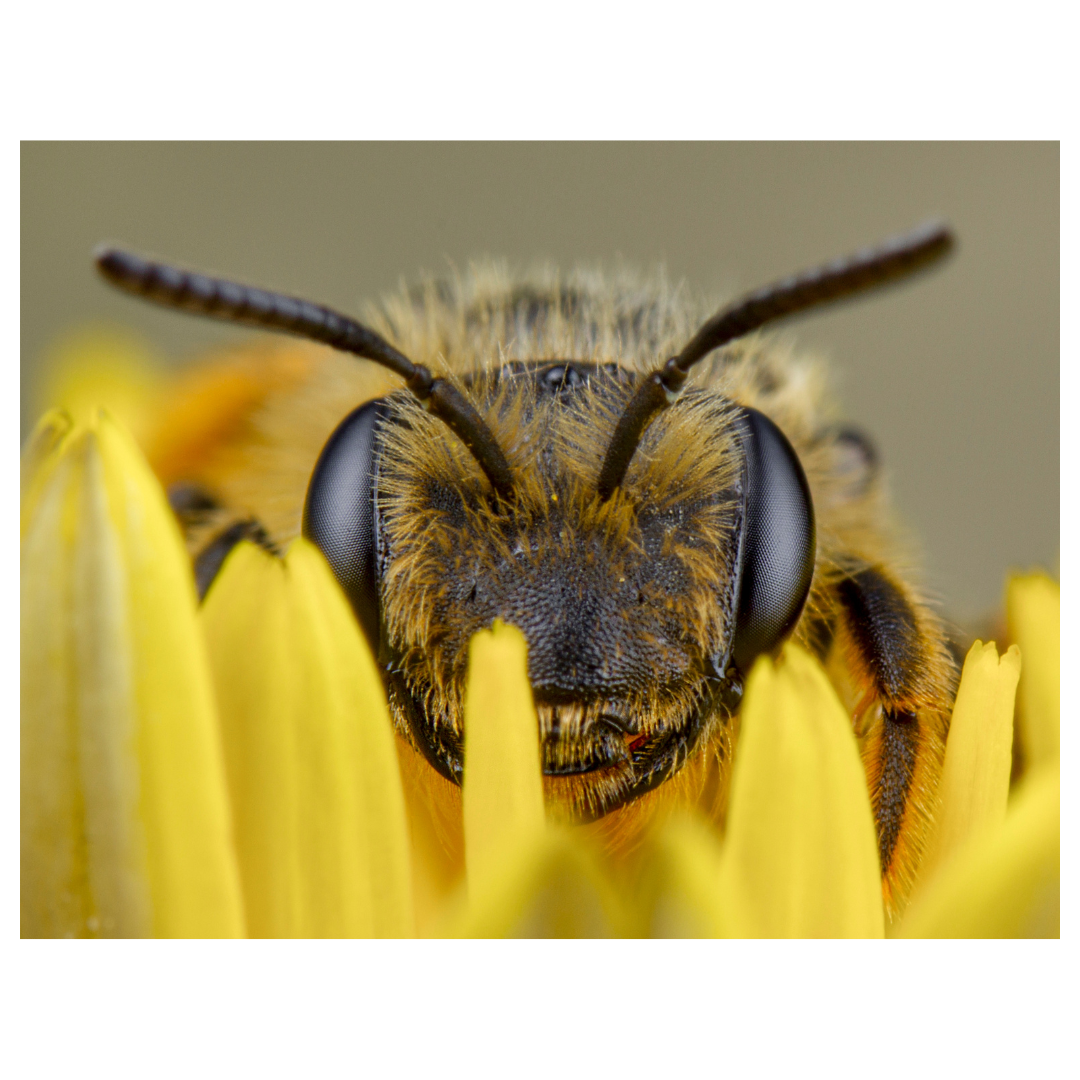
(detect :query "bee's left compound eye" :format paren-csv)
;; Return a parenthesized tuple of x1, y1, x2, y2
(302, 399, 389, 654)
(730, 407, 816, 675)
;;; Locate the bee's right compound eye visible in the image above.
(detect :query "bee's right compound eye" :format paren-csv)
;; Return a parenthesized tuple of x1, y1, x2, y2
(302, 399, 389, 654)
(730, 407, 817, 676)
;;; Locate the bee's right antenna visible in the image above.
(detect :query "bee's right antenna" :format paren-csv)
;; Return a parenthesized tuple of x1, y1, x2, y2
(94, 247, 516, 503)
(595, 221, 956, 501)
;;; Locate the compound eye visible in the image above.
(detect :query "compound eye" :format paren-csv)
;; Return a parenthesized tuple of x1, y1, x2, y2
(302, 398, 389, 654)
(731, 407, 816, 675)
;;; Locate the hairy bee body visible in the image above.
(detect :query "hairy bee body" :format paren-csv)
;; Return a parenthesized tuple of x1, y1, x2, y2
(146, 262, 955, 912)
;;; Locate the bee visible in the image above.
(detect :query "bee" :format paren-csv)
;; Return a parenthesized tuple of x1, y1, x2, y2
(95, 223, 958, 910)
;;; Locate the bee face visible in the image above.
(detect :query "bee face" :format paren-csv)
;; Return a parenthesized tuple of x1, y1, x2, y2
(305, 359, 815, 820)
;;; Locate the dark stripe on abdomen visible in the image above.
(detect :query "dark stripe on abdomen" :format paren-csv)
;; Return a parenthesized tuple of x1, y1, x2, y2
(836, 566, 920, 702)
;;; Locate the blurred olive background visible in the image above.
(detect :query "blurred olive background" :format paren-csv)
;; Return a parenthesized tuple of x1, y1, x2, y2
(21, 143, 1058, 622)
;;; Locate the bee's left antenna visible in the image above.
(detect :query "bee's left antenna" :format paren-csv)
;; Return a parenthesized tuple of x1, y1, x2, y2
(594, 222, 955, 501)
(94, 247, 515, 502)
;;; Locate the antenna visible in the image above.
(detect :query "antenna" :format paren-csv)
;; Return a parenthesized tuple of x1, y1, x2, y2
(94, 247, 515, 502)
(594, 222, 955, 501)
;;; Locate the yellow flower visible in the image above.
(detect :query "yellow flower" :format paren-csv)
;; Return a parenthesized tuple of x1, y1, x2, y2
(21, 405, 1059, 938)
(898, 576, 1060, 938)
(200, 540, 413, 937)
(21, 411, 243, 937)
(1008, 572, 1060, 768)
(450, 623, 623, 937)
(30, 328, 165, 447)
(714, 645, 885, 937)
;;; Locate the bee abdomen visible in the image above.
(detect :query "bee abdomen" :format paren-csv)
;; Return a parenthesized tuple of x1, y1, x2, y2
(835, 566, 922, 703)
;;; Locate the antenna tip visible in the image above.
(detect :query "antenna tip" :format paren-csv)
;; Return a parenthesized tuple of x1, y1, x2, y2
(93, 242, 118, 268)
(93, 246, 149, 289)
(93, 244, 121, 274)
(910, 219, 957, 258)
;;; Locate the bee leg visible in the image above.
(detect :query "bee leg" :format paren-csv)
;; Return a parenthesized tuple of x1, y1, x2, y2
(830, 562, 956, 911)
(166, 482, 278, 600)
(193, 519, 276, 601)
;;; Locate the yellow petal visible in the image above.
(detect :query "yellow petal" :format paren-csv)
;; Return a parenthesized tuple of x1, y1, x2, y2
(899, 763, 1059, 938)
(919, 641, 1020, 880)
(20, 409, 74, 538)
(21, 412, 244, 937)
(632, 816, 727, 938)
(449, 830, 622, 938)
(32, 327, 164, 446)
(716, 643, 884, 937)
(201, 539, 413, 937)
(462, 621, 545, 895)
(1006, 573, 1059, 768)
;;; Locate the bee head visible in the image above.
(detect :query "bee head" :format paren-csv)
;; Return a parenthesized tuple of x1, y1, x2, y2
(303, 361, 816, 819)
(95, 224, 952, 820)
